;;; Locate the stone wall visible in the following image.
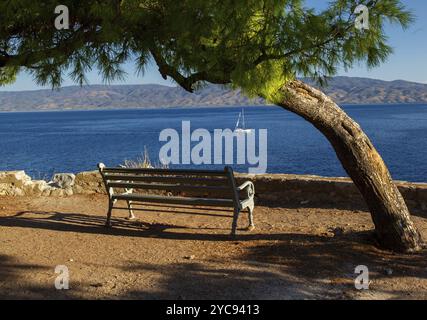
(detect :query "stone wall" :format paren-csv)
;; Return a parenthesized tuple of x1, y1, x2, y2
(0, 171, 103, 197)
(235, 174, 427, 212)
(1, 170, 426, 212)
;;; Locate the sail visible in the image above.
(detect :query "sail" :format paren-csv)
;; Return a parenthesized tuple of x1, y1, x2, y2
(235, 112, 242, 130)
(235, 108, 252, 133)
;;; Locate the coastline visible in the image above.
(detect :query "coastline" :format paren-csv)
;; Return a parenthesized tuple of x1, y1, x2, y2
(1, 102, 427, 114)
(0, 104, 270, 114)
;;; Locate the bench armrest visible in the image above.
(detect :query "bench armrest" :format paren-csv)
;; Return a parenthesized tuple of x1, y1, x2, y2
(237, 181, 255, 199)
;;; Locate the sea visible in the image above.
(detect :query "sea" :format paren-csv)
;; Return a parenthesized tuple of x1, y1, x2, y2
(0, 104, 426, 182)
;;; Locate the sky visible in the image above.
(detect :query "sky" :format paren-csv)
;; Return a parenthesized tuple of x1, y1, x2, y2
(0, 0, 426, 92)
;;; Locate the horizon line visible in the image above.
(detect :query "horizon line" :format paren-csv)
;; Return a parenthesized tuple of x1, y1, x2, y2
(0, 76, 426, 93)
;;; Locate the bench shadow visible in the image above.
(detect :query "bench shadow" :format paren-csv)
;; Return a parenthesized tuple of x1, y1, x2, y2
(0, 210, 274, 241)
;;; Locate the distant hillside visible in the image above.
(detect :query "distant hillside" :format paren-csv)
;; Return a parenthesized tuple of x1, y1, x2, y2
(305, 77, 427, 105)
(0, 76, 426, 111)
(0, 84, 265, 112)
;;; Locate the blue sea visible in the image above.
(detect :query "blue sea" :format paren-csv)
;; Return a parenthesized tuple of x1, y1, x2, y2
(0, 104, 426, 182)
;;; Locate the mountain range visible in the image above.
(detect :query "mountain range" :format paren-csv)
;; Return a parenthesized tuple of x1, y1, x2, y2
(0, 76, 426, 112)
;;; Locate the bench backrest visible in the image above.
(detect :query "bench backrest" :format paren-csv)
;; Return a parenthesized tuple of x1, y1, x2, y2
(98, 164, 240, 205)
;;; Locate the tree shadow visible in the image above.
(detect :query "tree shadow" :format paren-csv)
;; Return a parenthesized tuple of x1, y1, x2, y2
(114, 231, 427, 300)
(2, 211, 427, 299)
(0, 254, 45, 283)
(256, 197, 368, 211)
(237, 231, 427, 298)
(243, 231, 427, 277)
(117, 260, 340, 300)
(0, 254, 84, 299)
(256, 198, 427, 220)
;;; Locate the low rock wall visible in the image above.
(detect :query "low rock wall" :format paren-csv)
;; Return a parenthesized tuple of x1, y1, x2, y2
(1, 170, 426, 212)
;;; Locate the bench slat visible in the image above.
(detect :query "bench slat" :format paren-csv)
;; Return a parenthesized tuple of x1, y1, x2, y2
(104, 174, 229, 186)
(102, 167, 227, 176)
(112, 193, 235, 207)
(107, 181, 232, 194)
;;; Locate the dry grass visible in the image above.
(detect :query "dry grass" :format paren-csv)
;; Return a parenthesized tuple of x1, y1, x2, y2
(121, 147, 168, 169)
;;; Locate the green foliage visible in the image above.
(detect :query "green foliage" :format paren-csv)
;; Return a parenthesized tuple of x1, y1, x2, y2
(231, 60, 291, 103)
(0, 66, 18, 86)
(0, 0, 414, 101)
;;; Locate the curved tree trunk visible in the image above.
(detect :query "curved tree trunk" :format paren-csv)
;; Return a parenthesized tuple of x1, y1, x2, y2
(273, 80, 423, 253)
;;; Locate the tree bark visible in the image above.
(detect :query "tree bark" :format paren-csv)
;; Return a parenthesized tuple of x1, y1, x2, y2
(274, 80, 423, 253)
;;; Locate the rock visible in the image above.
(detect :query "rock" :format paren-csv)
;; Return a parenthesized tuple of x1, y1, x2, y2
(72, 185, 83, 194)
(184, 255, 196, 260)
(24, 180, 49, 195)
(50, 188, 64, 197)
(0, 183, 12, 196)
(64, 187, 74, 196)
(0, 183, 24, 196)
(14, 188, 25, 196)
(74, 171, 104, 194)
(0, 171, 31, 188)
(50, 173, 75, 189)
(41, 188, 52, 197)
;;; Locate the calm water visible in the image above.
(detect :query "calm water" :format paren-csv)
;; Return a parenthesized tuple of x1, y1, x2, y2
(0, 104, 426, 182)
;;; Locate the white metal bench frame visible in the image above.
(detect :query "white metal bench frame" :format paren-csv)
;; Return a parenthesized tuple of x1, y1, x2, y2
(98, 163, 255, 236)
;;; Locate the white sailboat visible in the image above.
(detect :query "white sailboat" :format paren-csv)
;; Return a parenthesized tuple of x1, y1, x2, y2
(234, 109, 253, 134)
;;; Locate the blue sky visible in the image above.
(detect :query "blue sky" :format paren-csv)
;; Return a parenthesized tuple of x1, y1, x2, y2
(1, 0, 426, 91)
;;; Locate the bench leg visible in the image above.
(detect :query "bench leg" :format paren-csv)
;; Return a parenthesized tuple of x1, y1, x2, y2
(126, 200, 136, 220)
(105, 199, 116, 228)
(247, 203, 255, 231)
(231, 208, 240, 237)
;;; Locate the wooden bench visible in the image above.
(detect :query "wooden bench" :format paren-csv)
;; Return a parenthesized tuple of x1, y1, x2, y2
(97, 163, 255, 235)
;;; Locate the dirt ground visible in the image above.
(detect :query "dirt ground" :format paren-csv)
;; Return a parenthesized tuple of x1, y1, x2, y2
(0, 194, 427, 300)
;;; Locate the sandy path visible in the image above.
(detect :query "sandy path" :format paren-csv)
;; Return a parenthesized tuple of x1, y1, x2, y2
(1, 194, 427, 300)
